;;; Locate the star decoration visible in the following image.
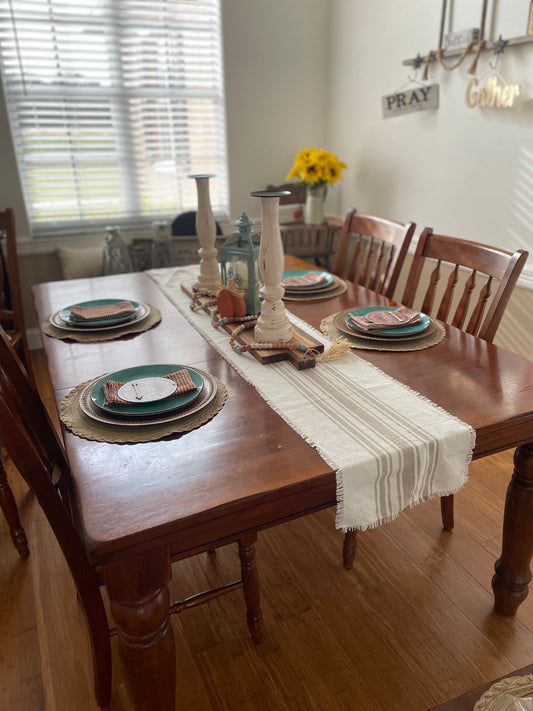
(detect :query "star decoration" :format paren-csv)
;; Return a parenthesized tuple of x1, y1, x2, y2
(413, 53, 424, 70)
(493, 35, 509, 55)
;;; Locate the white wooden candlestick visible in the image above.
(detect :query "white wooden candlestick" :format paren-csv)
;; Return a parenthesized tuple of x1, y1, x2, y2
(190, 174, 219, 291)
(250, 190, 293, 344)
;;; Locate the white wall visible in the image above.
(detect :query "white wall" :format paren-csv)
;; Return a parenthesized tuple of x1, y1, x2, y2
(327, 0, 533, 280)
(221, 0, 330, 220)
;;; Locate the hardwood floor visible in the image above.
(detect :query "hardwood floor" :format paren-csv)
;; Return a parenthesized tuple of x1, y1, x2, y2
(1, 351, 532, 711)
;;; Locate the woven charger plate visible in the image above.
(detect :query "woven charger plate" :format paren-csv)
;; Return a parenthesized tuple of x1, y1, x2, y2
(42, 304, 161, 342)
(334, 310, 438, 342)
(60, 370, 226, 443)
(282, 274, 347, 301)
(321, 310, 445, 351)
(474, 674, 533, 710)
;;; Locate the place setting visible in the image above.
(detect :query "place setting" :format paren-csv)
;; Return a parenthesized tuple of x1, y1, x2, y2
(280, 269, 347, 301)
(59, 363, 227, 443)
(321, 304, 445, 351)
(41, 297, 162, 342)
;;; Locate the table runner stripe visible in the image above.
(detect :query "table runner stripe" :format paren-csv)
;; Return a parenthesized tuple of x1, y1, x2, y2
(147, 266, 475, 531)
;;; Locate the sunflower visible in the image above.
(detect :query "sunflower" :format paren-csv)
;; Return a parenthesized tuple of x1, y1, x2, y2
(285, 147, 346, 187)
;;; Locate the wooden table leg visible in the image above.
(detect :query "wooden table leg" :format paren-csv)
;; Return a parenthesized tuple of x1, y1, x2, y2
(492, 443, 533, 615)
(238, 532, 263, 644)
(103, 546, 176, 711)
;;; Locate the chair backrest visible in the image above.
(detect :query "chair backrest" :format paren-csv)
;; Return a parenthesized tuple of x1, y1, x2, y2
(401, 227, 529, 343)
(332, 209, 415, 298)
(171, 210, 223, 236)
(0, 208, 31, 366)
(266, 182, 308, 205)
(0, 324, 111, 704)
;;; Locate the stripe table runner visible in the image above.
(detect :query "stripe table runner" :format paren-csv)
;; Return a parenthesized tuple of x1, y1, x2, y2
(148, 266, 475, 531)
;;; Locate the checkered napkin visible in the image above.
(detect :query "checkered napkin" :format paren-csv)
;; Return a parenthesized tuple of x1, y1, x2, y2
(349, 306, 421, 332)
(70, 300, 136, 322)
(102, 369, 197, 407)
(281, 272, 328, 288)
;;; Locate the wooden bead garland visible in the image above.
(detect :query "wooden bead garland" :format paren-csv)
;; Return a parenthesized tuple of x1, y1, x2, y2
(190, 285, 218, 312)
(189, 294, 350, 364)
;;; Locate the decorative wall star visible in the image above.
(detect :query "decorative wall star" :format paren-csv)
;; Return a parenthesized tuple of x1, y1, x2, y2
(493, 35, 509, 55)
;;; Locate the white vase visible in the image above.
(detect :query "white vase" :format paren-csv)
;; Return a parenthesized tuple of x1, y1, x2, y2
(304, 185, 326, 225)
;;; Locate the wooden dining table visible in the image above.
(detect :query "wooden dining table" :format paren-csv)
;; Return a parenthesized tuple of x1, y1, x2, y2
(32, 255, 533, 711)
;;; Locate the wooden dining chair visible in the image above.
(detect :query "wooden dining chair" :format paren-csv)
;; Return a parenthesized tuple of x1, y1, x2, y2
(402, 228, 528, 532)
(332, 208, 416, 298)
(0, 208, 31, 368)
(0, 448, 29, 558)
(0, 323, 263, 706)
(342, 227, 528, 571)
(0, 208, 32, 559)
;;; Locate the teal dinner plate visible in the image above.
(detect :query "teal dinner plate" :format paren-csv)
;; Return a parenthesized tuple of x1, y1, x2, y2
(58, 298, 141, 327)
(281, 270, 333, 290)
(90, 364, 204, 417)
(345, 306, 430, 337)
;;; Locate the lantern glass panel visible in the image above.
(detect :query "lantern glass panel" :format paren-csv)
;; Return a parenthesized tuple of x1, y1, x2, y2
(219, 217, 262, 315)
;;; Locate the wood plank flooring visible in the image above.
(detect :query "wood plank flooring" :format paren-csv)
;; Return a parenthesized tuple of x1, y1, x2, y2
(1, 351, 532, 711)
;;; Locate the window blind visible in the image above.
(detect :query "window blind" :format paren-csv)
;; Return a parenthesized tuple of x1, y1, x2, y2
(0, 0, 228, 236)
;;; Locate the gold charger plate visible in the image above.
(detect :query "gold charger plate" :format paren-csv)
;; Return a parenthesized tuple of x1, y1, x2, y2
(50, 302, 150, 332)
(474, 674, 533, 710)
(334, 310, 437, 342)
(282, 274, 347, 302)
(321, 311, 445, 352)
(78, 367, 216, 427)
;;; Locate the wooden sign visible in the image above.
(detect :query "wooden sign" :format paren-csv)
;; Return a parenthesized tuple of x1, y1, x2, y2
(382, 84, 439, 119)
(445, 28, 479, 51)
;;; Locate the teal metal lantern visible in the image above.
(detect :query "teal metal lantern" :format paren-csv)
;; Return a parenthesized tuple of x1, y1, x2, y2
(219, 212, 262, 315)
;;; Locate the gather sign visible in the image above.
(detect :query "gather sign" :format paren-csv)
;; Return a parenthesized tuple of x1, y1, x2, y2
(465, 76, 520, 109)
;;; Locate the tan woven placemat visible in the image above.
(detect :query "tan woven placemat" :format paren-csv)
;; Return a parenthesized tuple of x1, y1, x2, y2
(282, 274, 347, 302)
(474, 674, 533, 710)
(41, 305, 162, 342)
(60, 374, 226, 443)
(321, 309, 445, 351)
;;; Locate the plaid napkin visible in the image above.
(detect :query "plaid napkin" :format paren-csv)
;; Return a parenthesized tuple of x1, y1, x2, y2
(70, 300, 136, 322)
(282, 272, 328, 288)
(349, 306, 421, 332)
(103, 369, 197, 407)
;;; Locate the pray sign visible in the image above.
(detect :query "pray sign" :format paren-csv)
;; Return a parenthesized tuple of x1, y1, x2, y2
(382, 84, 439, 118)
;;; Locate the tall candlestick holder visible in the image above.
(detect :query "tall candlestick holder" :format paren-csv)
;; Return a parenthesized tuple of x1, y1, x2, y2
(190, 174, 220, 291)
(250, 190, 293, 344)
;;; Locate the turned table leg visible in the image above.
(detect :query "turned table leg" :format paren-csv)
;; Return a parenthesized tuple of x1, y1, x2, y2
(238, 532, 264, 644)
(104, 546, 176, 711)
(492, 443, 533, 615)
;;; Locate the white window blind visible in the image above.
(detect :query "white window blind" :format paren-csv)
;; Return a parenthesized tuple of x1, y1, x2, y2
(0, 0, 228, 236)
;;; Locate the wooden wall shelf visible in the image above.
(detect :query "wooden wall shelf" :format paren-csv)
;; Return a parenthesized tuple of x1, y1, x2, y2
(403, 33, 533, 66)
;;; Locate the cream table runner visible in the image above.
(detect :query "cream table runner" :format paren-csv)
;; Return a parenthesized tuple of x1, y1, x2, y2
(148, 266, 475, 531)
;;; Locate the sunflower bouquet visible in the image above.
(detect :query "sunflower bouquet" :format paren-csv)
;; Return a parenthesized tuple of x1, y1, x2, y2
(286, 147, 347, 187)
